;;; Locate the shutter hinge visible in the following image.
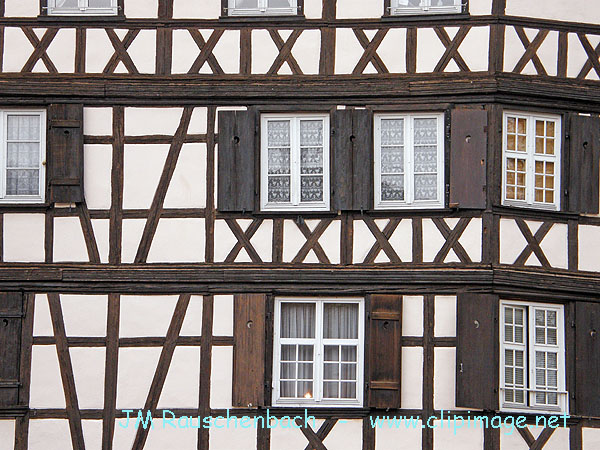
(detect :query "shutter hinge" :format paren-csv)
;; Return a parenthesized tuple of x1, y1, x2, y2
(459, 363, 464, 373)
(565, 133, 570, 140)
(565, 189, 569, 197)
(571, 321, 576, 328)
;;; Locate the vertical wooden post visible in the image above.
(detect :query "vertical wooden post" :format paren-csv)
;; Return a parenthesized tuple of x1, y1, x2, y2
(156, 0, 173, 75)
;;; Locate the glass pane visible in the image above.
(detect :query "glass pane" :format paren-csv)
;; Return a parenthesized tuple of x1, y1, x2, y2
(268, 176, 290, 203)
(268, 148, 290, 175)
(281, 362, 295, 379)
(88, 0, 112, 7)
(298, 363, 313, 379)
(381, 119, 404, 146)
(414, 174, 437, 201)
(300, 148, 323, 175)
(341, 346, 357, 362)
(269, 0, 293, 7)
(324, 363, 339, 380)
(55, 0, 79, 8)
(300, 176, 323, 202)
(268, 120, 290, 147)
(381, 146, 404, 174)
(323, 303, 359, 339)
(280, 380, 295, 397)
(235, 0, 259, 8)
(298, 345, 313, 362)
(323, 381, 338, 398)
(515, 309, 524, 325)
(7, 115, 39, 140)
(536, 310, 545, 326)
(324, 345, 338, 362)
(297, 381, 313, 398)
(281, 303, 315, 338)
(6, 169, 39, 196)
(7, 143, 39, 168)
(414, 118, 437, 147)
(341, 382, 356, 399)
(281, 345, 296, 361)
(341, 364, 356, 381)
(414, 145, 438, 174)
(381, 174, 404, 201)
(300, 120, 323, 147)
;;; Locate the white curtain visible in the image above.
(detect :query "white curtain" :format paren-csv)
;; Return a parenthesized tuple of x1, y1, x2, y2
(56, 0, 79, 7)
(323, 303, 358, 339)
(281, 303, 315, 338)
(6, 116, 39, 196)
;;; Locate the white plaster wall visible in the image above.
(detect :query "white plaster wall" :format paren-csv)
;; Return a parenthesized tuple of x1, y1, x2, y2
(323, 419, 362, 450)
(434, 296, 456, 337)
(567, 33, 598, 80)
(164, 143, 207, 209)
(388, 219, 413, 262)
(375, 422, 422, 450)
(180, 295, 203, 336)
(469, 0, 492, 15)
(499, 218, 528, 265)
(121, 218, 146, 263)
(541, 426, 570, 450)
(212, 30, 241, 74)
(82, 420, 102, 450)
(455, 27, 490, 73)
(144, 419, 197, 450)
(506, 0, 600, 25)
(210, 422, 257, 450)
(291, 29, 321, 75)
(213, 295, 234, 336)
(28, 420, 72, 450)
(584, 427, 600, 449)
(283, 219, 310, 263)
(33, 294, 53, 336)
(352, 219, 376, 263)
(158, 346, 200, 408)
(53, 216, 89, 262)
(401, 347, 423, 409)
(120, 295, 178, 337)
(70, 347, 106, 409)
(30, 346, 66, 408)
(86, 28, 116, 73)
(0, 420, 15, 450)
(123, 144, 169, 209)
(271, 426, 308, 449)
(172, 29, 202, 74)
(147, 218, 205, 263)
(403, 295, 423, 336)
(210, 346, 233, 409)
(61, 295, 108, 336)
(3, 28, 35, 72)
(84, 144, 113, 210)
(417, 28, 447, 73)
(422, 218, 446, 262)
(304, 0, 322, 18)
(337, 0, 383, 18)
(335, 28, 364, 75)
(502, 425, 569, 450)
(84, 108, 113, 135)
(251, 29, 280, 74)
(174, 0, 221, 19)
(578, 225, 600, 272)
(538, 223, 568, 269)
(188, 107, 208, 134)
(433, 347, 455, 410)
(5, 0, 38, 16)
(117, 347, 162, 408)
(3, 213, 45, 262)
(126, 107, 185, 136)
(459, 218, 482, 263)
(125, 0, 158, 18)
(377, 28, 408, 74)
(433, 420, 483, 450)
(44, 28, 76, 73)
(91, 219, 110, 263)
(500, 425, 528, 450)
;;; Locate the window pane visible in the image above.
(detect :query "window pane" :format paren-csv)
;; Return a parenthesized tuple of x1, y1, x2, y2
(268, 120, 290, 147)
(281, 303, 315, 338)
(280, 380, 295, 397)
(281, 344, 296, 361)
(323, 303, 359, 339)
(268, 176, 290, 203)
(381, 174, 404, 201)
(56, 0, 79, 8)
(341, 382, 356, 399)
(341, 364, 356, 381)
(324, 363, 339, 380)
(414, 174, 437, 201)
(381, 146, 404, 174)
(269, 0, 293, 7)
(268, 148, 290, 175)
(7, 143, 39, 168)
(7, 115, 40, 141)
(341, 346, 357, 362)
(235, 0, 259, 8)
(281, 362, 295, 379)
(300, 120, 323, 147)
(323, 381, 338, 398)
(298, 381, 313, 398)
(7, 169, 39, 196)
(396, 0, 426, 6)
(298, 345, 313, 361)
(324, 345, 338, 362)
(300, 147, 323, 175)
(300, 176, 323, 202)
(88, 0, 112, 7)
(381, 119, 404, 146)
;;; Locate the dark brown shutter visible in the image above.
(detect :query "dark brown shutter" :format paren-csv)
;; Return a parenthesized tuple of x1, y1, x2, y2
(575, 301, 600, 417)
(450, 108, 488, 209)
(456, 293, 499, 410)
(232, 294, 266, 407)
(0, 292, 23, 408)
(568, 115, 600, 214)
(332, 109, 373, 211)
(217, 110, 256, 212)
(48, 104, 84, 203)
(367, 294, 402, 408)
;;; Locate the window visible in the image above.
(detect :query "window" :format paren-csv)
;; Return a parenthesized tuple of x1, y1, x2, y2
(227, 0, 298, 16)
(389, 0, 463, 15)
(1, 111, 46, 204)
(273, 298, 364, 407)
(47, 0, 118, 16)
(502, 112, 561, 211)
(261, 114, 330, 212)
(500, 301, 567, 413)
(374, 113, 444, 209)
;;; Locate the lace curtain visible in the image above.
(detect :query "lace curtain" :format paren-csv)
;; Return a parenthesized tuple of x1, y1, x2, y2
(380, 119, 405, 201)
(6, 116, 40, 196)
(267, 121, 291, 203)
(300, 120, 324, 202)
(413, 118, 438, 201)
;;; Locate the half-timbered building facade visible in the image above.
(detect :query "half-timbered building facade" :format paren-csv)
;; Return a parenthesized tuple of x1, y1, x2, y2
(0, 0, 599, 449)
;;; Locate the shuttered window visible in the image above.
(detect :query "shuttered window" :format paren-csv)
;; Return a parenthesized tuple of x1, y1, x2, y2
(47, 0, 118, 16)
(272, 298, 364, 407)
(374, 113, 444, 209)
(0, 111, 46, 204)
(227, 0, 299, 16)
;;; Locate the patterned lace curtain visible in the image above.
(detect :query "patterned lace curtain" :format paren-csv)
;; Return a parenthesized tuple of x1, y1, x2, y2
(380, 118, 405, 201)
(300, 120, 324, 202)
(267, 120, 291, 203)
(413, 118, 438, 201)
(6, 115, 40, 196)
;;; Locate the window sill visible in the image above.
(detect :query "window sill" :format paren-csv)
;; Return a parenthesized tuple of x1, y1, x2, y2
(37, 14, 124, 22)
(381, 12, 469, 22)
(219, 14, 305, 23)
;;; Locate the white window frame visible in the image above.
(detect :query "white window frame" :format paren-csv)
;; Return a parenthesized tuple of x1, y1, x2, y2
(374, 113, 445, 210)
(47, 0, 119, 16)
(502, 111, 561, 211)
(272, 297, 364, 408)
(227, 0, 298, 16)
(0, 110, 46, 204)
(499, 300, 568, 414)
(390, 0, 462, 16)
(261, 113, 330, 212)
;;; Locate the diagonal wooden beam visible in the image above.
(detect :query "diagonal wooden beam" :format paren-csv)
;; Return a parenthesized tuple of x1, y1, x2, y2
(77, 201, 101, 264)
(517, 426, 536, 447)
(224, 218, 263, 263)
(514, 219, 552, 267)
(293, 219, 332, 264)
(103, 29, 139, 74)
(131, 294, 191, 450)
(363, 217, 402, 263)
(302, 419, 337, 450)
(513, 27, 549, 76)
(134, 107, 193, 263)
(188, 28, 225, 74)
(295, 418, 328, 450)
(47, 294, 86, 450)
(101, 294, 120, 450)
(352, 28, 389, 74)
(432, 218, 472, 263)
(530, 427, 556, 450)
(434, 26, 470, 72)
(21, 27, 58, 73)
(577, 33, 600, 80)
(268, 29, 303, 75)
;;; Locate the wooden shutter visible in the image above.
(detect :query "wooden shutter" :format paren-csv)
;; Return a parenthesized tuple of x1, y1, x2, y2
(367, 294, 401, 408)
(450, 108, 488, 209)
(0, 292, 23, 408)
(48, 104, 84, 203)
(456, 293, 499, 410)
(568, 115, 600, 214)
(232, 294, 266, 407)
(217, 110, 256, 212)
(575, 301, 600, 417)
(332, 109, 373, 211)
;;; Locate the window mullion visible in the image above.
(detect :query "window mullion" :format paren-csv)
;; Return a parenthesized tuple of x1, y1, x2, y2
(1, 112, 5, 199)
(407, 116, 413, 204)
(292, 118, 299, 206)
(315, 301, 323, 402)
